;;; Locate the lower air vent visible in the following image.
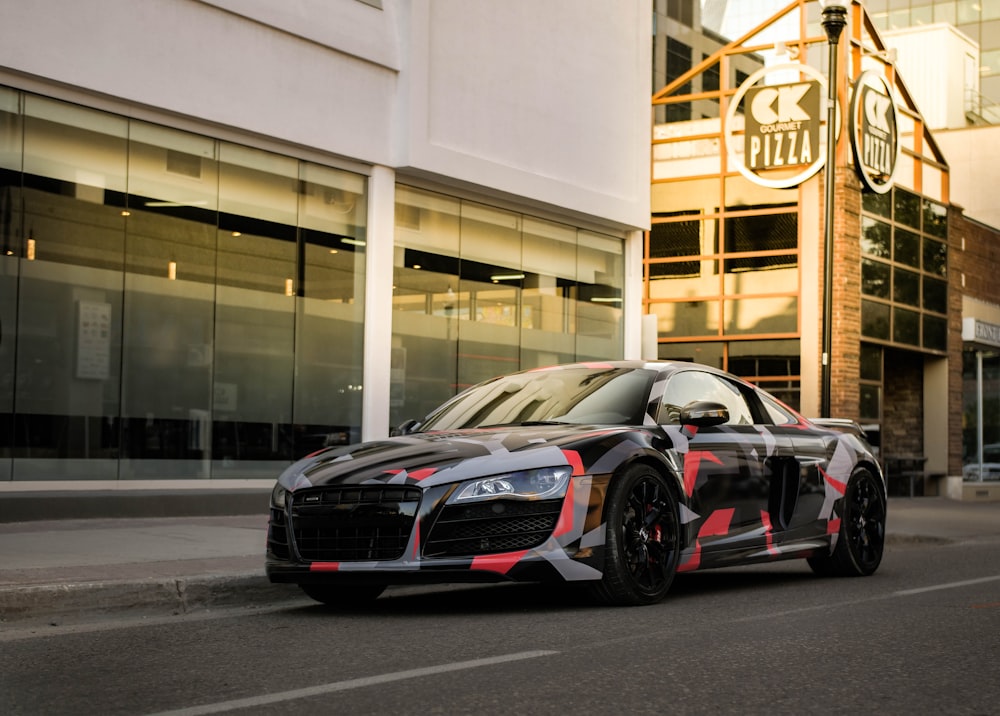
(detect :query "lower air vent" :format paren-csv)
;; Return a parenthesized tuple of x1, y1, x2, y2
(424, 498, 562, 557)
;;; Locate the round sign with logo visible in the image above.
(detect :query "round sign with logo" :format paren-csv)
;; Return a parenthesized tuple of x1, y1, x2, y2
(849, 70, 898, 194)
(724, 62, 832, 189)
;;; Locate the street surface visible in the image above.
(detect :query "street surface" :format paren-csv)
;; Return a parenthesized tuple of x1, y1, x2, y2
(3, 535, 999, 715)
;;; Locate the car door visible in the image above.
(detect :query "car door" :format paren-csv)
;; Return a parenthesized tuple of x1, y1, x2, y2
(658, 369, 797, 557)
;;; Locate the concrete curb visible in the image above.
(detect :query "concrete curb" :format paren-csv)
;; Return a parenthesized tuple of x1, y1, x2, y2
(0, 574, 301, 624)
(1, 533, 950, 625)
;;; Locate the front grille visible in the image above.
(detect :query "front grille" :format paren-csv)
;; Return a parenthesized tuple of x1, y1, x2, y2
(290, 486, 421, 562)
(424, 498, 562, 557)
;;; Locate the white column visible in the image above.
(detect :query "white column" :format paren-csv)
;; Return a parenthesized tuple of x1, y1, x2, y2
(622, 228, 644, 360)
(361, 165, 395, 441)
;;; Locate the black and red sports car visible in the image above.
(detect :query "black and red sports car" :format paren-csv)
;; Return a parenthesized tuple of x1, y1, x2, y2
(266, 361, 886, 606)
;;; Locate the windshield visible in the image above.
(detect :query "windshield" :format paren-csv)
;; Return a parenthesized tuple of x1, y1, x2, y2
(417, 366, 655, 431)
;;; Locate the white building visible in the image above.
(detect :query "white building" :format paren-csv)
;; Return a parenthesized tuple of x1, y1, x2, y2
(0, 0, 651, 489)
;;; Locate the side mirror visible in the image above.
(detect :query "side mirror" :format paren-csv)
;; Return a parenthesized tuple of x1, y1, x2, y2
(392, 418, 422, 436)
(679, 400, 729, 428)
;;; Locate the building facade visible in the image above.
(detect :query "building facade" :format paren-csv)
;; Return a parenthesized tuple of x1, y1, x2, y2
(649, 0, 986, 497)
(0, 0, 652, 488)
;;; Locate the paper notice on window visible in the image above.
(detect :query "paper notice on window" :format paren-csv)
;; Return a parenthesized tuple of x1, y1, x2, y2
(76, 300, 112, 380)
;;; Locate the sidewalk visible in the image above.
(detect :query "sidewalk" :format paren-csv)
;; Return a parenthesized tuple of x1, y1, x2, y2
(2, 497, 999, 625)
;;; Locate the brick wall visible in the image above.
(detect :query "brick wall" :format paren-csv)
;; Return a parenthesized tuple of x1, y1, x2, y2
(881, 347, 924, 457)
(818, 171, 863, 421)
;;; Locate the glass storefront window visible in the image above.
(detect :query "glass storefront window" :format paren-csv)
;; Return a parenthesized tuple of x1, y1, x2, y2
(389, 185, 624, 427)
(14, 96, 128, 480)
(1, 87, 370, 480)
(0, 87, 20, 481)
(212, 144, 297, 476)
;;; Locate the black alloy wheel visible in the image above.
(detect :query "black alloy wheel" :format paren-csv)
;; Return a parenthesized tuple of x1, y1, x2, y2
(592, 464, 681, 606)
(808, 467, 886, 577)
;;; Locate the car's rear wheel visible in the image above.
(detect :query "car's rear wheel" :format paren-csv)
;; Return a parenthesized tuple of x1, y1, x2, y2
(592, 464, 680, 606)
(299, 583, 386, 607)
(808, 467, 886, 577)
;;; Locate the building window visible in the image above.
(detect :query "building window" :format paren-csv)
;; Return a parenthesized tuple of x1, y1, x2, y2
(703, 53, 720, 102)
(666, 38, 692, 122)
(666, 0, 694, 27)
(861, 188, 948, 353)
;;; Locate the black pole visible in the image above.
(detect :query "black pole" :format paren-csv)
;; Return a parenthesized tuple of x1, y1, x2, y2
(821, 3, 847, 419)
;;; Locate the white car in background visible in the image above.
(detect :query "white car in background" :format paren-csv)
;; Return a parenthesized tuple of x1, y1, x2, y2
(963, 443, 1000, 481)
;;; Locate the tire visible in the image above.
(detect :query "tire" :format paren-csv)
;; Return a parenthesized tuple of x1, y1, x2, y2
(591, 464, 681, 606)
(808, 467, 886, 577)
(299, 583, 386, 607)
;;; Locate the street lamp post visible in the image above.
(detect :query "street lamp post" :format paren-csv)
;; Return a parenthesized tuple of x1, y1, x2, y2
(820, 2, 847, 419)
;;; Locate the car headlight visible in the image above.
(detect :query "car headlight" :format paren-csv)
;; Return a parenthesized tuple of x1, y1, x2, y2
(448, 466, 573, 503)
(271, 483, 288, 509)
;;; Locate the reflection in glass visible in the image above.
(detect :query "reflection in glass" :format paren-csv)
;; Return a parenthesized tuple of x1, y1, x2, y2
(862, 191, 891, 218)
(658, 341, 723, 368)
(923, 237, 947, 277)
(923, 315, 947, 352)
(862, 300, 890, 340)
(213, 144, 298, 476)
(862, 258, 890, 298)
(922, 199, 948, 239)
(893, 267, 920, 306)
(894, 187, 921, 229)
(650, 300, 718, 338)
(724, 296, 797, 335)
(860, 343, 882, 381)
(894, 228, 920, 268)
(892, 306, 920, 345)
(14, 98, 127, 479)
(924, 277, 947, 314)
(295, 162, 367, 450)
(861, 216, 891, 258)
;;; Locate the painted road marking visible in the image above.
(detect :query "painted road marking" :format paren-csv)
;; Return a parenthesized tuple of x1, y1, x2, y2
(146, 650, 558, 716)
(893, 574, 1000, 597)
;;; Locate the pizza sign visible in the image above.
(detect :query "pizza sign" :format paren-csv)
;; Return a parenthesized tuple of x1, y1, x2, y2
(744, 80, 820, 171)
(724, 63, 832, 189)
(850, 71, 899, 194)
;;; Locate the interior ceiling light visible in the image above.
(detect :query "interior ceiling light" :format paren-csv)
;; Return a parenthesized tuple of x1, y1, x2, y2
(489, 273, 525, 281)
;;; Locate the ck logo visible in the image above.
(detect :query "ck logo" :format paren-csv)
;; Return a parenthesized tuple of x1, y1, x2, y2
(864, 90, 892, 133)
(750, 83, 813, 125)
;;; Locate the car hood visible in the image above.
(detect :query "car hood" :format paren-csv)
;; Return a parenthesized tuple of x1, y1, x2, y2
(277, 424, 635, 492)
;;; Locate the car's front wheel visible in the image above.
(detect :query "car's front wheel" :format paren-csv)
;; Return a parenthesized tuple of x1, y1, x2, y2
(300, 583, 386, 607)
(592, 464, 680, 606)
(808, 467, 886, 577)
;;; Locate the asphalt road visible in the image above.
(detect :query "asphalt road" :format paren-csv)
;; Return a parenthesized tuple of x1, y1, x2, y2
(3, 536, 999, 716)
